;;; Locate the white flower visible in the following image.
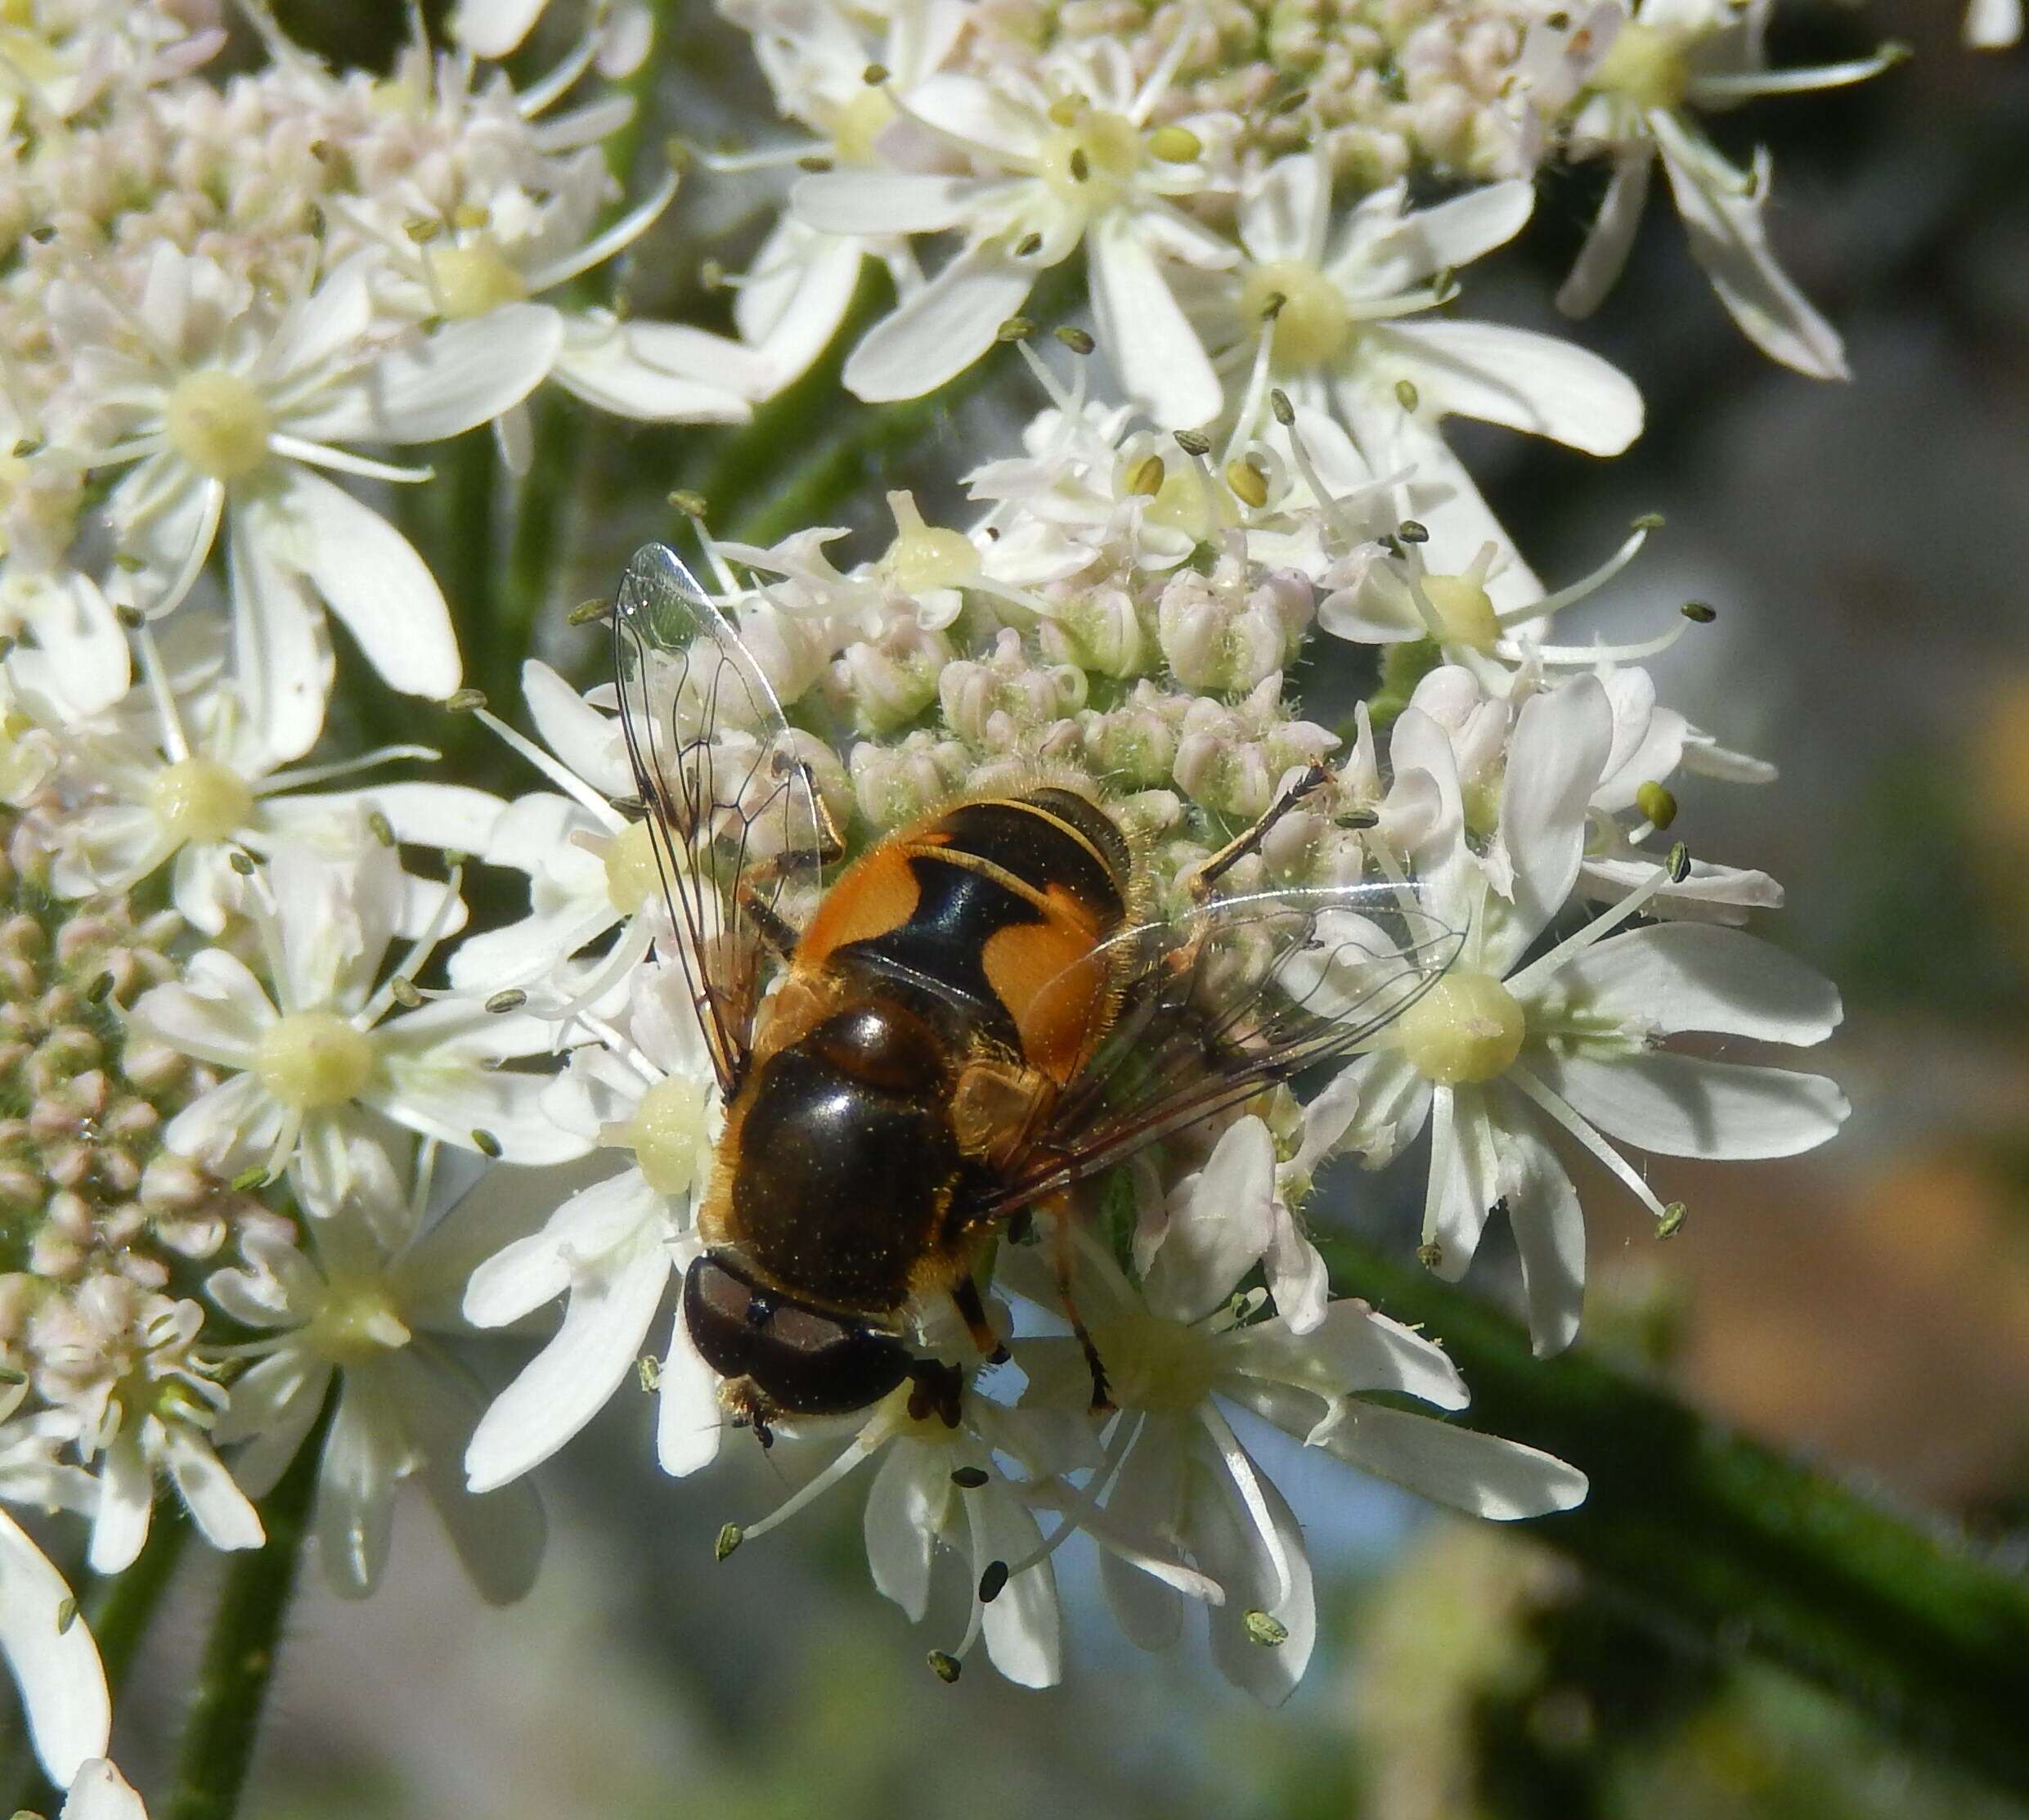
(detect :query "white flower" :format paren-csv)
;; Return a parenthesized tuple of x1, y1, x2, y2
(1317, 675, 1846, 1353)
(0, 1382, 109, 1789)
(0, 568, 127, 719)
(52, 245, 559, 757)
(208, 1132, 545, 1602)
(1521, 0, 1901, 378)
(462, 968, 719, 1492)
(346, 151, 771, 461)
(128, 843, 588, 1198)
(1201, 154, 1642, 604)
(792, 38, 1238, 424)
(722, 0, 971, 387)
(1022, 1175, 1587, 1703)
(30, 1278, 263, 1573)
(47, 661, 501, 937)
(447, 659, 696, 1002)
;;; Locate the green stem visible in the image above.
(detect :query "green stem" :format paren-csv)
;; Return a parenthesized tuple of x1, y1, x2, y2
(1319, 1235, 2029, 1798)
(84, 1504, 191, 1691)
(164, 1409, 325, 1820)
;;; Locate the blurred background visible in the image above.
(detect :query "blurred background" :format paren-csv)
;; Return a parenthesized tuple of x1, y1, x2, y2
(108, 1, 2029, 1813)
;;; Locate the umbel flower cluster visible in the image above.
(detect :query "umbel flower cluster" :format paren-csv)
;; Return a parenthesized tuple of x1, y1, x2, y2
(0, 0, 1938, 1807)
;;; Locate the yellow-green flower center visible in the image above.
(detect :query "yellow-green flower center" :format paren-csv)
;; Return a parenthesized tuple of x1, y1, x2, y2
(1590, 22, 1690, 112)
(257, 1011, 377, 1109)
(603, 817, 664, 915)
(1093, 1307, 1218, 1411)
(1421, 573, 1502, 652)
(306, 1284, 411, 1364)
(430, 240, 531, 319)
(149, 757, 254, 847)
(164, 370, 274, 481)
(832, 85, 897, 165)
(1396, 971, 1527, 1085)
(881, 522, 979, 595)
(1035, 108, 1143, 210)
(621, 1075, 713, 1198)
(1241, 260, 1353, 371)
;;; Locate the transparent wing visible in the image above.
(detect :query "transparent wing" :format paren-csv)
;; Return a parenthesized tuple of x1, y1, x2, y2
(612, 543, 823, 1097)
(976, 881, 1461, 1219)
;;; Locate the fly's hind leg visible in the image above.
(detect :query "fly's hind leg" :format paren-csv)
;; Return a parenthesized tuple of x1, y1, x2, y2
(1186, 762, 1334, 906)
(1040, 1190, 1111, 1413)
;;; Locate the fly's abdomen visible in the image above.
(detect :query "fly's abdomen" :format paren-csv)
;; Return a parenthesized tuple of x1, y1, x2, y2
(796, 789, 1132, 1082)
(725, 1004, 961, 1314)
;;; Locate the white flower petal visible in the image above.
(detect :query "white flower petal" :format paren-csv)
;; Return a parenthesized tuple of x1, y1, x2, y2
(1227, 1301, 1469, 1409)
(214, 1353, 331, 1499)
(976, 1488, 1060, 1688)
(1966, 0, 2022, 45)
(1557, 922, 1841, 1045)
(842, 243, 1034, 403)
(863, 1446, 939, 1622)
(276, 468, 461, 703)
(521, 660, 632, 796)
(1502, 1118, 1587, 1358)
(228, 510, 330, 764)
(464, 1236, 670, 1492)
(552, 322, 753, 424)
(1144, 1117, 1277, 1324)
(1426, 1083, 1500, 1277)
(397, 1348, 546, 1606)
(163, 1427, 264, 1552)
(1312, 1401, 1588, 1518)
(1239, 154, 1329, 266)
(369, 1053, 590, 1166)
(1497, 674, 1614, 959)
(1098, 1418, 1189, 1650)
(1371, 319, 1643, 456)
(314, 1377, 406, 1598)
(1361, 181, 1534, 291)
(302, 305, 563, 444)
(1557, 152, 1653, 318)
(58, 1759, 146, 1820)
(655, 1301, 725, 1479)
(1089, 212, 1221, 430)
(453, 0, 547, 57)
(88, 1437, 152, 1575)
(128, 948, 272, 1067)
(0, 1510, 110, 1786)
(792, 171, 998, 237)
(462, 1169, 658, 1328)
(1653, 127, 1847, 381)
(1192, 1437, 1314, 1705)
(735, 222, 865, 391)
(1532, 1050, 1849, 1160)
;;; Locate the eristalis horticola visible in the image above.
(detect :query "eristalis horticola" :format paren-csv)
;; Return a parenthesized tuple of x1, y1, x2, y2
(610, 545, 1456, 1446)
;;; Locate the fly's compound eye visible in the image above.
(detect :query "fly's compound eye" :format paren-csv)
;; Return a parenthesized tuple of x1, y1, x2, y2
(683, 1252, 914, 1418)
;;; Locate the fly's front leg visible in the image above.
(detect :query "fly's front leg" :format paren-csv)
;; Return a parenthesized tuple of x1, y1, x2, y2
(1167, 763, 1336, 979)
(1187, 762, 1333, 905)
(951, 1276, 1009, 1366)
(1039, 1189, 1111, 1413)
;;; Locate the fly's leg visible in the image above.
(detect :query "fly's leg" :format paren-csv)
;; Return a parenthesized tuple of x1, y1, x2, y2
(1168, 763, 1335, 980)
(1186, 762, 1333, 905)
(732, 755, 847, 959)
(1041, 1190, 1112, 1413)
(952, 1277, 1010, 1366)
(907, 1358, 964, 1427)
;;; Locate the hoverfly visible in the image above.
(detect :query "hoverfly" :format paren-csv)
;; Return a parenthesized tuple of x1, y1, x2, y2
(611, 544, 1456, 1445)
